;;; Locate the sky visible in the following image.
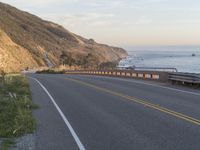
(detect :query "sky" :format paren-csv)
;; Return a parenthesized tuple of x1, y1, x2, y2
(1, 0, 200, 47)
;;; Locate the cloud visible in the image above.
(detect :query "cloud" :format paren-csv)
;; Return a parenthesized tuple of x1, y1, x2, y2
(1, 0, 131, 10)
(1, 0, 170, 11)
(2, 0, 68, 5)
(42, 12, 114, 28)
(84, 0, 127, 8)
(135, 16, 153, 25)
(1, 0, 200, 46)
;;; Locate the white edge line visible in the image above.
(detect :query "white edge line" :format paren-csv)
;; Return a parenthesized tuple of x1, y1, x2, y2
(77, 75, 200, 96)
(29, 77, 86, 150)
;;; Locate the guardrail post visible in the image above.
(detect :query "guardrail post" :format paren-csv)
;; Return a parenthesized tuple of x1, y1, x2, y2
(65, 70, 170, 82)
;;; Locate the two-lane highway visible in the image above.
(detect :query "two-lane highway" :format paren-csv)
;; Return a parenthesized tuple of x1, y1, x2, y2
(28, 74, 200, 150)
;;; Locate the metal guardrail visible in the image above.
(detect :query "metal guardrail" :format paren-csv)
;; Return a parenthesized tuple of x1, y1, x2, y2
(169, 73, 200, 85)
(65, 70, 169, 82)
(65, 70, 200, 86)
(118, 67, 178, 72)
(134, 67, 178, 72)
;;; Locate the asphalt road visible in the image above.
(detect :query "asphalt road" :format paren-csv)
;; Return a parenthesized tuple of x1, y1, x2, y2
(28, 74, 200, 150)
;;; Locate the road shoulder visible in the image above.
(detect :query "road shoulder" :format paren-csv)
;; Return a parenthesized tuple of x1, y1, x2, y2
(28, 77, 79, 150)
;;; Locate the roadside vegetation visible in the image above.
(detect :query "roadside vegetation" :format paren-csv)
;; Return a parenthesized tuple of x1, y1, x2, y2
(36, 59, 118, 74)
(36, 69, 65, 74)
(59, 51, 118, 69)
(0, 72, 37, 150)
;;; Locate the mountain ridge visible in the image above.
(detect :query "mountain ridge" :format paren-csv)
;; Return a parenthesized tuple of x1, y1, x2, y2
(0, 2, 127, 73)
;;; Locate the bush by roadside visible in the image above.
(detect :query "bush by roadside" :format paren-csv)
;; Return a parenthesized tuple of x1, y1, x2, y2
(36, 69, 65, 74)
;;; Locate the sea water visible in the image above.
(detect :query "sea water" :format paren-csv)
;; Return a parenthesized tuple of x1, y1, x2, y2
(119, 46, 200, 73)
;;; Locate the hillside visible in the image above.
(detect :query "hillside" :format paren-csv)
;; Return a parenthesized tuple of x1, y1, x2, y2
(0, 2, 127, 73)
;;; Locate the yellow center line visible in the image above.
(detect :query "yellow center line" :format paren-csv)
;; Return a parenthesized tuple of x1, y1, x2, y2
(65, 77, 200, 126)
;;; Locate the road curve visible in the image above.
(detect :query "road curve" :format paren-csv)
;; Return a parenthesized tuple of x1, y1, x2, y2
(28, 74, 200, 150)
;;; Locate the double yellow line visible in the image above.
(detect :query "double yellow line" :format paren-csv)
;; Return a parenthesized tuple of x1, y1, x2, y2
(65, 78, 200, 126)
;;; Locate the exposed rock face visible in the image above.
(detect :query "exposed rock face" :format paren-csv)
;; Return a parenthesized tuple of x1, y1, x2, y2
(0, 29, 38, 72)
(0, 2, 127, 73)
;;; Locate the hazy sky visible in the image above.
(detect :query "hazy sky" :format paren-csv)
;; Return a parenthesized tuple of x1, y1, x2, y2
(1, 0, 200, 47)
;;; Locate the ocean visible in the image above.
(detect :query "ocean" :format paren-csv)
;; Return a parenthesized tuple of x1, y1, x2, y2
(119, 46, 200, 73)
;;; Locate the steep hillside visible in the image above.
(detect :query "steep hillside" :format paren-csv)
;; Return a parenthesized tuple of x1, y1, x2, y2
(0, 29, 38, 72)
(0, 2, 127, 73)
